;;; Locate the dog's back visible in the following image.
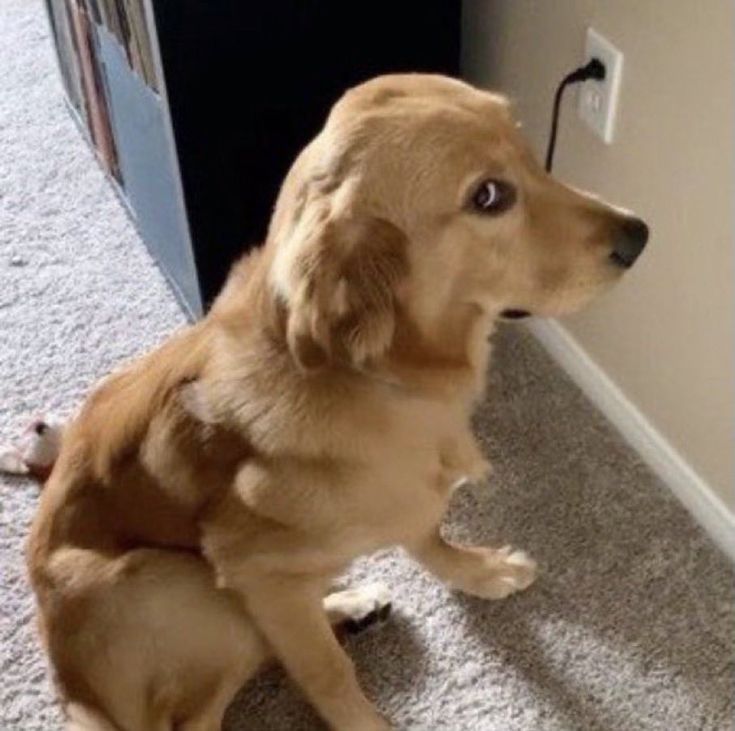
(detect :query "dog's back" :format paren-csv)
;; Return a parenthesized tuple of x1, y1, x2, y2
(25, 287, 266, 731)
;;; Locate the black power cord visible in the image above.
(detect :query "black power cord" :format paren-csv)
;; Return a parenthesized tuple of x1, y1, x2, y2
(545, 58, 606, 172)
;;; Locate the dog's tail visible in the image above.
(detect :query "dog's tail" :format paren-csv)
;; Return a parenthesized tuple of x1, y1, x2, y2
(65, 703, 121, 731)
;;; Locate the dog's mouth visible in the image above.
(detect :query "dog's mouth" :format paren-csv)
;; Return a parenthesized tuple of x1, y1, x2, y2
(500, 308, 531, 320)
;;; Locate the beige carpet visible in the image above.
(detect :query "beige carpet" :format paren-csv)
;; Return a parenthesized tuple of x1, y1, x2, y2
(1, 1, 733, 729)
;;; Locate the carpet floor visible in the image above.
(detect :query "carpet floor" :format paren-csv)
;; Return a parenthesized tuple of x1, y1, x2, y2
(1, 2, 733, 729)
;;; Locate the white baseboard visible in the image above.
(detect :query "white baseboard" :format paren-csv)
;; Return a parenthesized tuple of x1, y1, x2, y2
(527, 318, 735, 563)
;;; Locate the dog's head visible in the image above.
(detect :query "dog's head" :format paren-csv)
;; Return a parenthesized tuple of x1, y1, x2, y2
(268, 74, 648, 370)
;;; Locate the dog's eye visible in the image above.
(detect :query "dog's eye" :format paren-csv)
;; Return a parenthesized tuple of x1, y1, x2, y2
(471, 179, 516, 215)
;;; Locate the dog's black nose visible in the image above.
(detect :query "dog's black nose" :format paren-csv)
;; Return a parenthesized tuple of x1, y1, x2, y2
(610, 217, 649, 269)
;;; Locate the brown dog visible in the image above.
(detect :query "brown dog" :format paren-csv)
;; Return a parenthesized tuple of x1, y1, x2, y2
(26, 74, 648, 731)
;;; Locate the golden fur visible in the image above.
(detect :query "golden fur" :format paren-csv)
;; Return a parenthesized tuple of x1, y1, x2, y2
(27, 74, 644, 731)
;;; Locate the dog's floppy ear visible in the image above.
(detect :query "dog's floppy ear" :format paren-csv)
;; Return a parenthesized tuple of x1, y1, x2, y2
(283, 212, 408, 370)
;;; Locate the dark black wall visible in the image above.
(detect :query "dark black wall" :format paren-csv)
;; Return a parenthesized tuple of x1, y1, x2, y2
(153, 1, 461, 307)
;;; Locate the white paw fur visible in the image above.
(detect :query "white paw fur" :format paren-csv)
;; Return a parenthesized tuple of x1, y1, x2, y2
(324, 582, 392, 629)
(458, 546, 537, 600)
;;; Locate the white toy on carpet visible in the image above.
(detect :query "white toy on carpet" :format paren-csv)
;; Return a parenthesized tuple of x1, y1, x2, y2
(0, 415, 64, 481)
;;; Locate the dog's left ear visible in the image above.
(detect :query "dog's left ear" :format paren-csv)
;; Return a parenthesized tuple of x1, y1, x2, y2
(282, 213, 409, 370)
(338, 216, 409, 366)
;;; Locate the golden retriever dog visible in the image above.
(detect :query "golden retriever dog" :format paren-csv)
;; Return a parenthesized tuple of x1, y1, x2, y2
(26, 74, 648, 731)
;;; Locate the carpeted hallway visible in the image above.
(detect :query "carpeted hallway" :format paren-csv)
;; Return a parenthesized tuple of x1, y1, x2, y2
(1, 2, 733, 729)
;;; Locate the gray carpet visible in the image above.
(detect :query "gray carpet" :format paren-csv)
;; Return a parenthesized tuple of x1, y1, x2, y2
(1, 2, 733, 729)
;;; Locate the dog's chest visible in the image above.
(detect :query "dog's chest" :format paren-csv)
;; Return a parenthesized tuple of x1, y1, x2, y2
(220, 374, 486, 557)
(324, 401, 483, 546)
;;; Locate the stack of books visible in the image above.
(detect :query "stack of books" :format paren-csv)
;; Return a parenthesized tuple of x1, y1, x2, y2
(45, 0, 159, 181)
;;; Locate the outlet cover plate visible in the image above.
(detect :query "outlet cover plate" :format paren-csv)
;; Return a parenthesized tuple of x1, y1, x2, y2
(578, 27, 624, 144)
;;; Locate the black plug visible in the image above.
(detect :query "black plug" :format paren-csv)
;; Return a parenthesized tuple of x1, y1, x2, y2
(567, 57, 606, 84)
(545, 57, 607, 172)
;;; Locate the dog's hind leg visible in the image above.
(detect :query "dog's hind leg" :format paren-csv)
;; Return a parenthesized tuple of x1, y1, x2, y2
(65, 703, 120, 731)
(176, 681, 246, 731)
(173, 584, 393, 731)
(53, 548, 270, 731)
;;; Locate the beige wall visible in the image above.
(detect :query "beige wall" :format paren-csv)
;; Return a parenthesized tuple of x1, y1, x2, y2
(462, 0, 734, 508)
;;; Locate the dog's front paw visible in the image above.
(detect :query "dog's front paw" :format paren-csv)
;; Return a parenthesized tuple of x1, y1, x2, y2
(458, 546, 537, 600)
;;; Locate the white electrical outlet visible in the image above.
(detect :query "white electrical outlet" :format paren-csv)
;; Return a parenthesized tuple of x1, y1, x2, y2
(578, 28, 624, 144)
